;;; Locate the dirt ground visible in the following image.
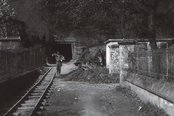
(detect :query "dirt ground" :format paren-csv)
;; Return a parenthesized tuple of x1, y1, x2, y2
(42, 61, 167, 116)
(42, 79, 141, 116)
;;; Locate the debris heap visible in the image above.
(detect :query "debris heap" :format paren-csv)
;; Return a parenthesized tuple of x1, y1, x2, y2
(63, 67, 119, 84)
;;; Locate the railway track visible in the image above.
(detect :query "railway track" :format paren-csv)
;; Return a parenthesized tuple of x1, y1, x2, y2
(4, 67, 56, 116)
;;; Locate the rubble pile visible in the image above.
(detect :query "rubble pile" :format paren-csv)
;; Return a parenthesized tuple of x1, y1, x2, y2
(59, 46, 119, 83)
(63, 67, 119, 84)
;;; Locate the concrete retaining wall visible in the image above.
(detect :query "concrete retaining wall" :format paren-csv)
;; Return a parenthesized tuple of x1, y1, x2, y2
(125, 81, 174, 116)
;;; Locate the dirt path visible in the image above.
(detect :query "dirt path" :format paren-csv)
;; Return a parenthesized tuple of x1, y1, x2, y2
(42, 79, 141, 116)
(42, 61, 141, 116)
(61, 60, 78, 75)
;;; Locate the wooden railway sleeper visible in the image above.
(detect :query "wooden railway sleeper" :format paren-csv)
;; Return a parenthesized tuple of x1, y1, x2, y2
(17, 106, 34, 110)
(30, 92, 42, 96)
(28, 96, 40, 99)
(33, 89, 44, 92)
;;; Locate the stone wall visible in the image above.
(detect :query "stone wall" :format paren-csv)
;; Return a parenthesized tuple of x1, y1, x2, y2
(119, 45, 135, 83)
(106, 42, 118, 68)
(0, 37, 21, 50)
(110, 47, 119, 74)
(105, 39, 174, 115)
(106, 43, 135, 76)
(106, 41, 171, 76)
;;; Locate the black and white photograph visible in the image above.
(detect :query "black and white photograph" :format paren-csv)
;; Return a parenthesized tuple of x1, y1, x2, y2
(0, 0, 174, 116)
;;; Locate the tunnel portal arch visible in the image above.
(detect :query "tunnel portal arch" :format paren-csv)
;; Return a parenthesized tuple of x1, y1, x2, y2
(53, 40, 77, 62)
(46, 39, 82, 64)
(55, 43, 72, 61)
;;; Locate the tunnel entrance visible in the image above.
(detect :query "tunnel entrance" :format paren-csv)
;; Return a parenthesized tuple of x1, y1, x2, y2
(54, 43, 72, 62)
(46, 39, 76, 64)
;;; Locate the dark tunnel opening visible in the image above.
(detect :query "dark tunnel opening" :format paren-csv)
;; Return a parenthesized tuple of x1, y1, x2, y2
(46, 43, 72, 63)
(55, 43, 72, 61)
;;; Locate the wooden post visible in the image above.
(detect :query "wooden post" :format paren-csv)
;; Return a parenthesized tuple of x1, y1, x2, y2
(166, 49, 169, 80)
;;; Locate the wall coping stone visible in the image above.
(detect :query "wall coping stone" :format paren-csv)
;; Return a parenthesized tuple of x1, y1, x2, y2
(0, 37, 21, 41)
(104, 38, 174, 44)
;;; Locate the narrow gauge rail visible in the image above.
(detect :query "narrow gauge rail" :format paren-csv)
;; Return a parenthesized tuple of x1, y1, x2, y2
(4, 67, 56, 116)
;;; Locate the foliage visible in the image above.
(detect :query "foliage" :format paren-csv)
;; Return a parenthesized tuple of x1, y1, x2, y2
(125, 0, 174, 48)
(39, 0, 123, 38)
(0, 0, 15, 18)
(39, 0, 174, 42)
(0, 0, 15, 37)
(4, 0, 174, 46)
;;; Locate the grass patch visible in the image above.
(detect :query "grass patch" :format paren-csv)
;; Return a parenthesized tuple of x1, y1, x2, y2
(116, 86, 168, 116)
(127, 72, 174, 103)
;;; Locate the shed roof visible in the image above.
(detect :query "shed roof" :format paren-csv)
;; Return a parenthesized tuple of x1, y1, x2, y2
(104, 38, 174, 44)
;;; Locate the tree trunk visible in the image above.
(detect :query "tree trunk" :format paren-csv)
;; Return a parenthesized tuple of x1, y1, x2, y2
(148, 9, 158, 50)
